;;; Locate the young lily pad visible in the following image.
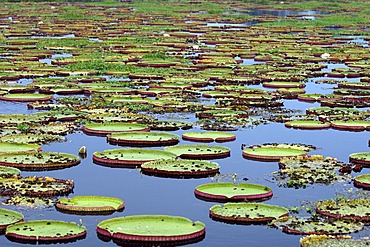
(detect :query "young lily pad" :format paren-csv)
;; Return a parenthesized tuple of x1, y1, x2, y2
(316, 199, 370, 221)
(194, 182, 273, 202)
(93, 148, 177, 168)
(182, 131, 236, 143)
(0, 208, 24, 233)
(0, 166, 21, 178)
(271, 216, 363, 235)
(82, 122, 150, 136)
(353, 174, 370, 189)
(6, 220, 86, 243)
(107, 132, 179, 147)
(349, 152, 370, 166)
(96, 215, 205, 244)
(242, 143, 315, 161)
(0, 151, 80, 171)
(0, 142, 41, 153)
(164, 144, 230, 159)
(0, 176, 74, 197)
(285, 120, 330, 130)
(300, 235, 370, 247)
(276, 155, 350, 188)
(56, 196, 125, 215)
(141, 159, 219, 178)
(210, 202, 289, 224)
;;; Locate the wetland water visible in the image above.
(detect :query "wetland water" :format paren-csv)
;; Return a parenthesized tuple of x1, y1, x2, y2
(0, 2, 369, 247)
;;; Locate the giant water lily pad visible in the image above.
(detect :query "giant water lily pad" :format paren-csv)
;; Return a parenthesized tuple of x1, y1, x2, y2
(96, 215, 205, 244)
(276, 155, 350, 188)
(242, 143, 315, 161)
(141, 159, 219, 178)
(0, 93, 52, 102)
(164, 144, 230, 159)
(349, 152, 370, 166)
(285, 120, 330, 130)
(271, 216, 363, 235)
(56, 196, 125, 215)
(93, 148, 177, 168)
(0, 152, 80, 171)
(194, 182, 273, 202)
(300, 235, 370, 247)
(6, 220, 86, 243)
(0, 176, 74, 197)
(182, 131, 236, 142)
(82, 122, 150, 136)
(0, 166, 21, 178)
(330, 120, 370, 131)
(107, 132, 179, 147)
(210, 202, 289, 224)
(0, 133, 66, 144)
(149, 120, 193, 131)
(0, 142, 41, 153)
(316, 199, 370, 221)
(0, 208, 24, 232)
(353, 174, 370, 189)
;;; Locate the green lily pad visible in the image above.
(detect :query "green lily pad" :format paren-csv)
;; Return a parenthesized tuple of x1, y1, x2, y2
(97, 215, 205, 243)
(56, 196, 124, 215)
(83, 122, 150, 136)
(0, 142, 41, 153)
(0, 176, 74, 197)
(271, 216, 363, 235)
(0, 133, 66, 144)
(330, 120, 370, 131)
(6, 220, 86, 243)
(353, 174, 370, 189)
(349, 152, 370, 166)
(0, 166, 21, 178)
(149, 120, 193, 131)
(141, 159, 219, 178)
(0, 208, 24, 232)
(194, 182, 273, 202)
(263, 81, 305, 88)
(93, 148, 177, 168)
(300, 235, 370, 247)
(242, 143, 311, 161)
(107, 132, 179, 147)
(0, 93, 52, 102)
(164, 144, 230, 159)
(276, 155, 350, 188)
(285, 120, 330, 130)
(210, 202, 289, 224)
(182, 131, 236, 142)
(316, 199, 370, 221)
(0, 151, 80, 171)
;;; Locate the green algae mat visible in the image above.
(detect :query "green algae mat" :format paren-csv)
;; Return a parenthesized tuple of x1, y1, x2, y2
(6, 220, 86, 243)
(56, 195, 125, 215)
(97, 215, 205, 243)
(194, 182, 273, 202)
